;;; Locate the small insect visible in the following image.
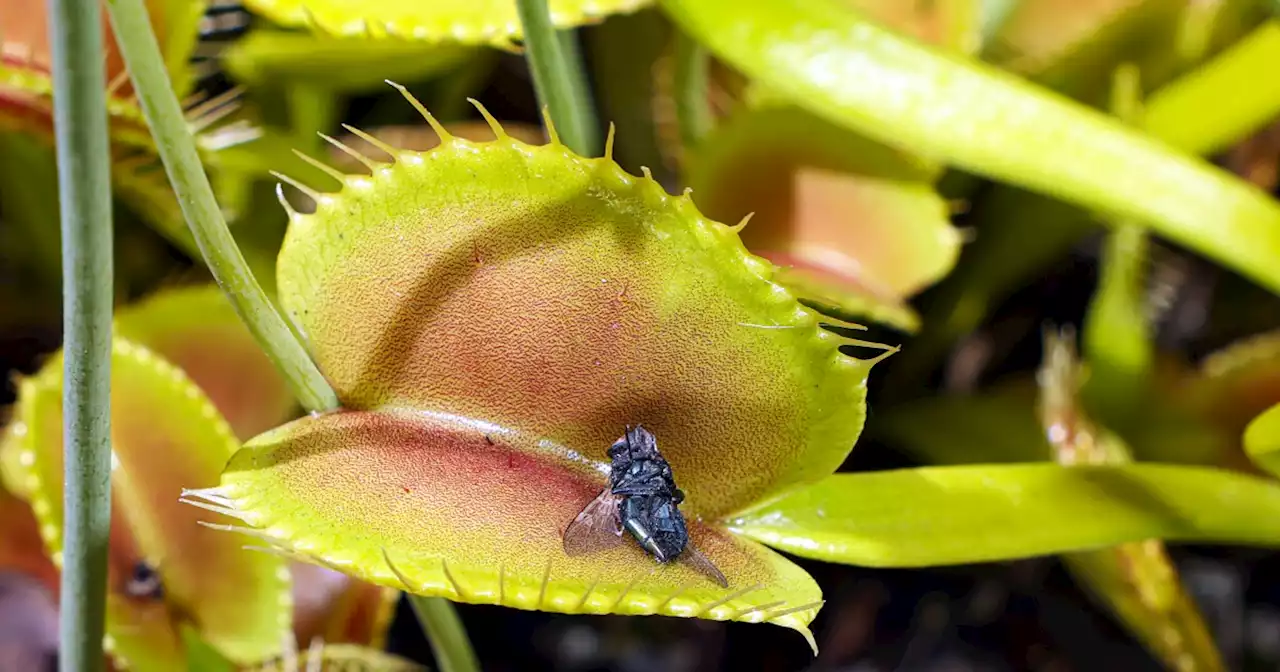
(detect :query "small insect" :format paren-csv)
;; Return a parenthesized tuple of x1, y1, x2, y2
(563, 425, 728, 587)
(123, 560, 164, 601)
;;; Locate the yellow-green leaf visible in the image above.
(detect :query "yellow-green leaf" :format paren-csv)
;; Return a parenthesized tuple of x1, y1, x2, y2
(244, 0, 650, 45)
(1244, 402, 1280, 479)
(247, 644, 424, 671)
(1145, 20, 1280, 156)
(660, 0, 1280, 295)
(729, 464, 1280, 567)
(222, 30, 476, 93)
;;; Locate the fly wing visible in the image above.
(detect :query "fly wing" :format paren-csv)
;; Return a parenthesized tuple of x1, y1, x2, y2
(681, 544, 728, 588)
(562, 490, 625, 556)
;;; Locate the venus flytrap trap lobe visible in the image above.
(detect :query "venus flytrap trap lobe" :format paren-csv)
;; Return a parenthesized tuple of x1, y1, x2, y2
(0, 284, 402, 668)
(183, 84, 899, 653)
(7, 337, 292, 669)
(242, 0, 648, 46)
(0, 0, 207, 148)
(686, 105, 961, 333)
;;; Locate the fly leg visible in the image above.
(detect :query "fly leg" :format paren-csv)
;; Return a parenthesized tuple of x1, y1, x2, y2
(623, 517, 670, 562)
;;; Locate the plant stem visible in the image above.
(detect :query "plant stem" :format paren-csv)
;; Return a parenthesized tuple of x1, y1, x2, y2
(673, 31, 711, 154)
(104, 0, 338, 413)
(48, 0, 114, 668)
(409, 595, 480, 672)
(515, 0, 600, 155)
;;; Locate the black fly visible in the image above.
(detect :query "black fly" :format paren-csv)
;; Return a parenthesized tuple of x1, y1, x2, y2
(123, 560, 164, 601)
(562, 426, 727, 587)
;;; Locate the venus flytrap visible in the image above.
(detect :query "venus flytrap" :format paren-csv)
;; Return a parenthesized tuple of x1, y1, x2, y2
(179, 88, 1280, 658)
(0, 285, 400, 669)
(184, 89, 896, 651)
(8, 338, 290, 669)
(685, 105, 961, 332)
(242, 0, 649, 46)
(0, 0, 249, 257)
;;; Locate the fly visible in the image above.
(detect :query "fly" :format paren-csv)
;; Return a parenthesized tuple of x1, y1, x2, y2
(123, 560, 164, 601)
(562, 425, 728, 587)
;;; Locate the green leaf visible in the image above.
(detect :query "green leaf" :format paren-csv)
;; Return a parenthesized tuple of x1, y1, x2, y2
(894, 26, 1280, 392)
(1244, 402, 1280, 479)
(1081, 65, 1153, 420)
(1145, 20, 1280, 156)
(221, 30, 476, 93)
(181, 626, 236, 672)
(1083, 224, 1153, 414)
(729, 464, 1280, 567)
(243, 0, 651, 45)
(660, 0, 1280, 295)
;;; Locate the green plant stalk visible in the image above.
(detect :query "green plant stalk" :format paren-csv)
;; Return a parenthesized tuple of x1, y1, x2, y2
(673, 31, 711, 152)
(48, 0, 114, 668)
(409, 594, 481, 672)
(104, 0, 337, 413)
(106, 1, 479, 666)
(516, 0, 600, 155)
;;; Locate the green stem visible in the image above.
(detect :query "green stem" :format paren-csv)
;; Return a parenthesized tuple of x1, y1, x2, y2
(104, 0, 338, 413)
(672, 30, 711, 154)
(515, 0, 600, 155)
(48, 0, 114, 668)
(408, 595, 480, 672)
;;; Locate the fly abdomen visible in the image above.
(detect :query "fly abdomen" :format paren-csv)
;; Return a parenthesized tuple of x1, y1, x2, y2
(620, 494, 688, 563)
